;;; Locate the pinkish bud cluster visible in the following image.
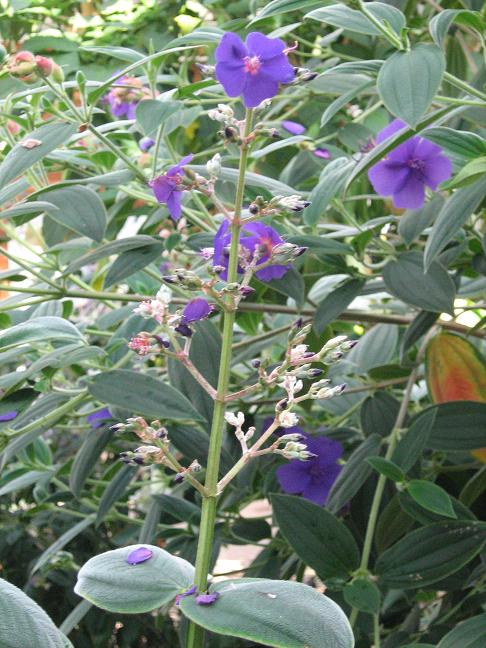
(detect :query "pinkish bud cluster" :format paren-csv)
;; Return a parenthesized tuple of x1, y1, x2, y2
(6, 50, 63, 84)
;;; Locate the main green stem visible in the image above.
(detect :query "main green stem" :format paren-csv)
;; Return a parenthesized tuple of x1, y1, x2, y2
(185, 109, 253, 648)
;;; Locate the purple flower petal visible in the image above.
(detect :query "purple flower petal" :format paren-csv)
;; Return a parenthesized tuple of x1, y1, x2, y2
(216, 63, 247, 98)
(368, 160, 410, 196)
(215, 32, 248, 66)
(393, 174, 425, 209)
(375, 118, 407, 144)
(126, 547, 153, 564)
(243, 73, 279, 108)
(175, 585, 197, 605)
(246, 32, 287, 60)
(282, 120, 306, 136)
(423, 154, 452, 190)
(182, 298, 213, 323)
(166, 189, 183, 221)
(149, 175, 174, 203)
(140, 137, 155, 152)
(277, 461, 312, 494)
(0, 411, 18, 422)
(195, 591, 220, 606)
(314, 148, 330, 159)
(167, 153, 194, 177)
(87, 408, 112, 429)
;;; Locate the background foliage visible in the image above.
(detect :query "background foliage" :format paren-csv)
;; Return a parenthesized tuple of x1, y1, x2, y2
(0, 0, 485, 647)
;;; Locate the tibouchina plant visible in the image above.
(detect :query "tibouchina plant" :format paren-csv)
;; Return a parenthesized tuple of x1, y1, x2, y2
(0, 4, 485, 648)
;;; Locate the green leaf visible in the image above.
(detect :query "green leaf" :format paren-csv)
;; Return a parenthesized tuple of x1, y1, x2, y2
(437, 613, 486, 648)
(306, 2, 406, 36)
(304, 158, 354, 225)
(88, 370, 204, 422)
(314, 279, 365, 334)
(347, 324, 399, 373)
(0, 317, 85, 351)
(179, 578, 354, 648)
(375, 521, 486, 588)
(398, 491, 474, 525)
(135, 100, 180, 138)
(424, 175, 486, 270)
(189, 164, 297, 196)
(321, 80, 373, 127)
(399, 311, 439, 363)
(64, 236, 163, 275)
(251, 0, 320, 22)
(343, 578, 381, 614)
(417, 401, 486, 450)
(0, 200, 58, 222)
(31, 516, 95, 575)
(447, 156, 486, 189)
(407, 480, 457, 518)
(96, 465, 137, 526)
(70, 426, 113, 498)
(423, 127, 486, 163)
(392, 407, 436, 473)
(398, 195, 443, 245)
(0, 577, 70, 648)
(42, 186, 107, 242)
(327, 434, 382, 513)
(367, 457, 405, 483)
(286, 235, 352, 255)
(75, 545, 194, 613)
(81, 45, 144, 62)
(104, 243, 164, 287)
(377, 44, 445, 128)
(267, 267, 306, 307)
(429, 10, 484, 48)
(0, 469, 54, 496)
(153, 493, 201, 524)
(0, 122, 77, 191)
(383, 251, 455, 314)
(271, 494, 360, 580)
(251, 135, 310, 160)
(361, 392, 400, 438)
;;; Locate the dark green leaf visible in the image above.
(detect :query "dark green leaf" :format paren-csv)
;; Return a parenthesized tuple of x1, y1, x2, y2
(429, 10, 484, 48)
(424, 176, 486, 270)
(271, 494, 360, 580)
(314, 279, 364, 334)
(321, 80, 373, 127)
(75, 545, 194, 613)
(0, 317, 85, 351)
(42, 186, 107, 242)
(286, 235, 352, 255)
(153, 494, 201, 524)
(437, 613, 486, 648)
(88, 370, 204, 422)
(360, 392, 400, 438)
(399, 311, 439, 363)
(392, 407, 436, 473)
(416, 402, 486, 450)
(398, 491, 475, 525)
(179, 578, 354, 648)
(32, 516, 95, 574)
(343, 578, 381, 614)
(347, 324, 399, 373)
(64, 236, 163, 275)
(367, 457, 405, 483)
(304, 158, 354, 225)
(398, 195, 443, 245)
(104, 244, 163, 287)
(375, 521, 486, 588)
(252, 0, 320, 22)
(306, 3, 406, 36)
(70, 426, 113, 498)
(327, 434, 382, 513)
(383, 251, 455, 314)
(135, 100, 180, 138)
(96, 465, 137, 526)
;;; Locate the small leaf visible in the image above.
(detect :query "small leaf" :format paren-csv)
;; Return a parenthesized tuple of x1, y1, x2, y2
(64, 236, 163, 275)
(392, 408, 436, 473)
(96, 465, 137, 526)
(424, 175, 486, 270)
(0, 317, 85, 351)
(0, 122, 77, 191)
(0, 577, 70, 648)
(321, 80, 373, 127)
(407, 480, 457, 518)
(360, 392, 400, 438)
(88, 370, 204, 422)
(446, 156, 486, 189)
(377, 44, 445, 127)
(375, 521, 486, 588)
(179, 578, 354, 648)
(189, 164, 297, 196)
(251, 135, 310, 160)
(81, 45, 145, 62)
(251, 0, 320, 22)
(271, 494, 360, 580)
(75, 545, 194, 613)
(343, 578, 381, 614)
(367, 457, 405, 483)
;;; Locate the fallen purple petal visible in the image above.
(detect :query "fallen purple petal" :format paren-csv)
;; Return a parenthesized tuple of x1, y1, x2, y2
(195, 591, 220, 605)
(126, 547, 153, 565)
(175, 585, 197, 605)
(314, 148, 330, 159)
(282, 120, 306, 135)
(0, 411, 18, 422)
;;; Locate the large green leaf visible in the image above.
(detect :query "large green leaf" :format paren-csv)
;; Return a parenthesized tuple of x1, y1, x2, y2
(0, 317, 85, 351)
(347, 324, 398, 373)
(271, 494, 360, 580)
(69, 426, 113, 498)
(135, 100, 180, 138)
(64, 236, 163, 275)
(306, 2, 405, 36)
(179, 578, 354, 648)
(0, 122, 77, 191)
(429, 10, 484, 48)
(75, 545, 194, 613)
(0, 577, 70, 648)
(437, 613, 486, 648)
(304, 158, 354, 225)
(416, 401, 486, 450)
(31, 516, 95, 575)
(375, 521, 486, 588)
(383, 251, 455, 314)
(251, 0, 320, 22)
(424, 176, 486, 270)
(377, 44, 445, 127)
(103, 243, 164, 287)
(42, 186, 107, 242)
(314, 279, 364, 334)
(392, 407, 436, 473)
(87, 370, 204, 422)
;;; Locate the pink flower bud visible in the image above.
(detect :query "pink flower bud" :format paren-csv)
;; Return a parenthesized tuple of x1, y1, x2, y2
(35, 55, 54, 77)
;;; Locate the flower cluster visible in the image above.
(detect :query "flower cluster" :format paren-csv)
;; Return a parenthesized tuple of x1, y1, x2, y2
(7, 50, 63, 84)
(104, 75, 151, 119)
(149, 154, 193, 221)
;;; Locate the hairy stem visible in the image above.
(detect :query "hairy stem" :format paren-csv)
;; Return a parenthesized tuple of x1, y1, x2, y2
(185, 108, 253, 648)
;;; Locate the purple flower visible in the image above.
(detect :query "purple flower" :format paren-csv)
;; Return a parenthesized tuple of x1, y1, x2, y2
(126, 546, 153, 564)
(276, 433, 343, 506)
(181, 298, 214, 324)
(314, 148, 330, 160)
(282, 120, 305, 135)
(0, 411, 18, 422)
(215, 32, 295, 108)
(175, 585, 197, 605)
(195, 591, 220, 606)
(104, 75, 150, 119)
(87, 408, 112, 429)
(368, 119, 452, 210)
(213, 220, 290, 282)
(139, 136, 155, 152)
(149, 154, 193, 221)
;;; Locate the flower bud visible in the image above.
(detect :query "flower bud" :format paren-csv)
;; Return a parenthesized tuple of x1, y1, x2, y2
(197, 63, 216, 78)
(34, 55, 53, 77)
(8, 51, 38, 83)
(51, 63, 64, 83)
(206, 153, 221, 177)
